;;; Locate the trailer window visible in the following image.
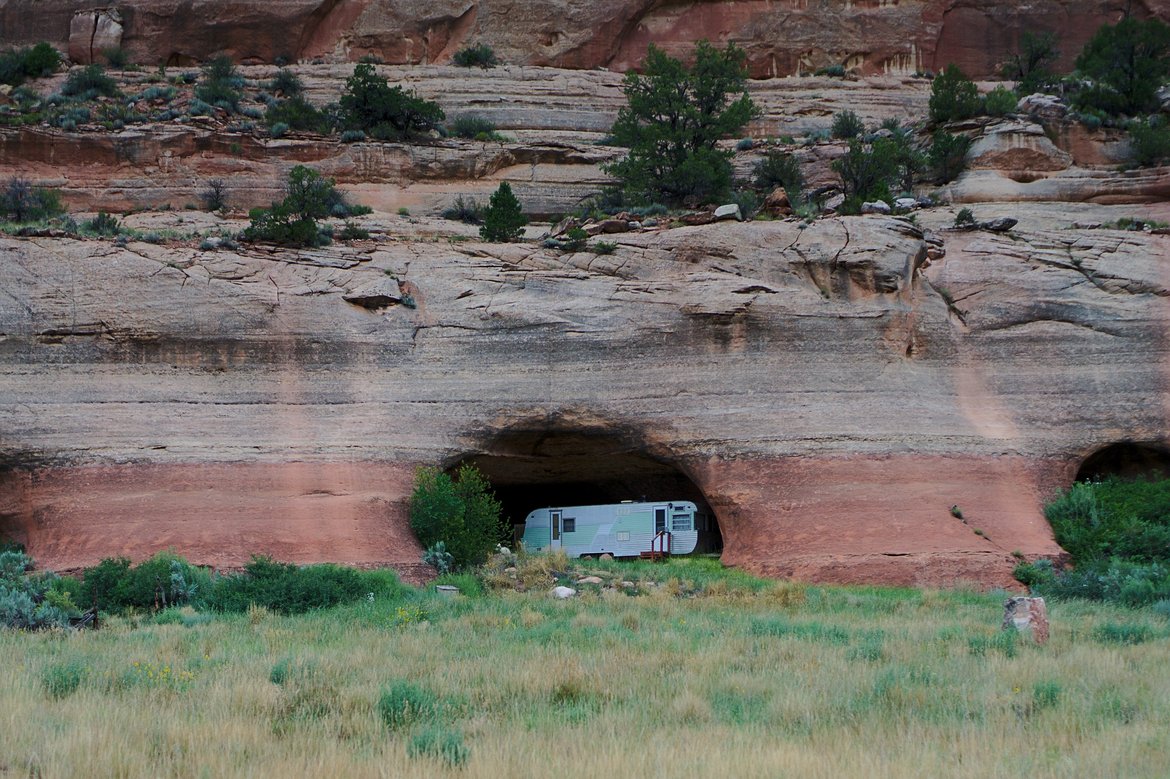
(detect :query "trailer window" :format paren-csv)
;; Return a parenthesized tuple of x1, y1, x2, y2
(672, 515, 691, 531)
(563, 517, 576, 533)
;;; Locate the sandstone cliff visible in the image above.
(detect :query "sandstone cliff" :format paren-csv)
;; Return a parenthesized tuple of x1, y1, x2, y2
(3, 0, 1166, 78)
(2, 206, 1167, 587)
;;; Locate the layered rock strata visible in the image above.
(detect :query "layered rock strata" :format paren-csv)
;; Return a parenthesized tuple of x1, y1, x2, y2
(4, 0, 1164, 78)
(2, 214, 1167, 587)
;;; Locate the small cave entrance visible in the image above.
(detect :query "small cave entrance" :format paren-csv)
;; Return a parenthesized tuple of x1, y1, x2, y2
(1076, 442, 1170, 482)
(449, 427, 722, 554)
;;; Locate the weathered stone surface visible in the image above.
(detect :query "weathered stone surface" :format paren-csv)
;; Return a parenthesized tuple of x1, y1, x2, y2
(2, 0, 1157, 79)
(713, 204, 742, 221)
(68, 9, 123, 65)
(2, 208, 1167, 588)
(552, 586, 577, 599)
(1002, 596, 1049, 645)
(861, 200, 892, 215)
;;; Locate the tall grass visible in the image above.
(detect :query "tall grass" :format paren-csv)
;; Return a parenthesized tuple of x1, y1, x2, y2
(1, 566, 1168, 777)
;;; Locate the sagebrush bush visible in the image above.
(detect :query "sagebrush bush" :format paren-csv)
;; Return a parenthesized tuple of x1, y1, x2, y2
(195, 55, 243, 112)
(449, 115, 500, 140)
(378, 680, 438, 729)
(408, 725, 470, 767)
(61, 64, 120, 99)
(440, 195, 484, 224)
(0, 551, 77, 629)
(41, 661, 85, 699)
(0, 178, 63, 222)
(453, 43, 498, 68)
(265, 97, 329, 133)
(269, 68, 303, 97)
(83, 211, 121, 236)
(831, 109, 864, 139)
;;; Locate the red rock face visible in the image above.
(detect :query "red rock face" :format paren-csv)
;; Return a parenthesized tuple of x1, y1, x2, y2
(6, 462, 432, 583)
(4, 0, 1165, 77)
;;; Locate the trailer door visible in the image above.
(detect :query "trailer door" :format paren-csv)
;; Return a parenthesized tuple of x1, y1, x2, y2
(654, 506, 668, 535)
(550, 510, 562, 550)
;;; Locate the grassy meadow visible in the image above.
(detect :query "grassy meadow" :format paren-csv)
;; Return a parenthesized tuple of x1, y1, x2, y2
(2, 556, 1169, 778)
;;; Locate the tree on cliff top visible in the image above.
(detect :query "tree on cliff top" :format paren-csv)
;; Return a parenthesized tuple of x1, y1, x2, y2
(605, 41, 758, 207)
(339, 63, 445, 141)
(1075, 17, 1170, 116)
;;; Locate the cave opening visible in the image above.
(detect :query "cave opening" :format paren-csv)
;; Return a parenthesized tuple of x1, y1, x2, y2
(448, 428, 722, 554)
(1076, 442, 1170, 482)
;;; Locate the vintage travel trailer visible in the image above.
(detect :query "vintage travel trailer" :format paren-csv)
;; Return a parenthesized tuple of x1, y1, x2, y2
(520, 500, 714, 558)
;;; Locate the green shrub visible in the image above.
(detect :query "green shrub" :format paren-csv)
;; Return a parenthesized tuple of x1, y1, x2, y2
(452, 43, 498, 68)
(1, 551, 79, 630)
(204, 556, 366, 614)
(265, 97, 328, 133)
(928, 129, 971, 183)
(592, 240, 617, 255)
(195, 55, 244, 112)
(269, 122, 289, 138)
(0, 178, 63, 222)
(102, 46, 129, 69)
(1020, 477, 1170, 605)
(41, 661, 85, 699)
(269, 68, 304, 98)
(83, 211, 121, 236)
(408, 725, 469, 767)
(831, 109, 864, 139)
(440, 195, 484, 224)
(929, 64, 980, 124)
(409, 464, 507, 569)
(605, 41, 758, 206)
(378, 680, 438, 729)
(753, 150, 804, 202)
(479, 181, 526, 242)
(340, 129, 366, 143)
(0, 42, 62, 87)
(1000, 31, 1059, 95)
(561, 226, 589, 252)
(983, 85, 1018, 117)
(61, 64, 120, 99)
(1094, 621, 1155, 645)
(244, 165, 365, 247)
(1128, 117, 1170, 167)
(79, 552, 206, 611)
(1074, 18, 1170, 116)
(832, 137, 899, 211)
(339, 63, 444, 141)
(339, 220, 369, 240)
(815, 64, 847, 78)
(449, 115, 502, 140)
(954, 207, 976, 228)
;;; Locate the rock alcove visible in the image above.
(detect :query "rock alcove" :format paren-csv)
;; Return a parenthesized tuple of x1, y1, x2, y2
(448, 425, 722, 553)
(1076, 442, 1170, 482)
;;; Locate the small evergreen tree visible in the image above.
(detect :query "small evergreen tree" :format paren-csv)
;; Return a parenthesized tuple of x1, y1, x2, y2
(928, 130, 972, 183)
(339, 63, 444, 140)
(479, 182, 526, 242)
(1000, 31, 1059, 95)
(929, 64, 980, 124)
(1075, 17, 1170, 116)
(605, 41, 758, 206)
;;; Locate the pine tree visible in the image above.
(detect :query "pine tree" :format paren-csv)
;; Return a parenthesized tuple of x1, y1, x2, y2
(479, 182, 526, 242)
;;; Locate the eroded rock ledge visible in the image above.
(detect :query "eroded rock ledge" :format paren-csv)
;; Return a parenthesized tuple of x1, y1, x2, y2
(2, 215, 1167, 587)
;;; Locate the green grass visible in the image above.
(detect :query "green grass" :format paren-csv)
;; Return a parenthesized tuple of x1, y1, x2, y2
(2, 562, 1169, 776)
